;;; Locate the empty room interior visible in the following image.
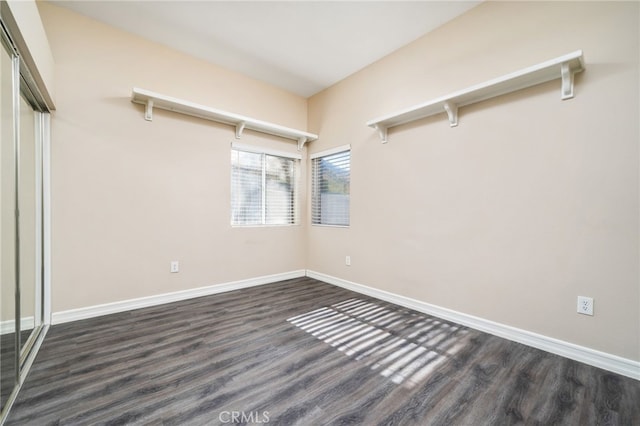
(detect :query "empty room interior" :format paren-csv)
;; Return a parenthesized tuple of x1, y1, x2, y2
(1, 0, 639, 424)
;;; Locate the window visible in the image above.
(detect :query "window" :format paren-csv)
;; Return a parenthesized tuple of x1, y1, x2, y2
(311, 146, 351, 226)
(231, 146, 299, 226)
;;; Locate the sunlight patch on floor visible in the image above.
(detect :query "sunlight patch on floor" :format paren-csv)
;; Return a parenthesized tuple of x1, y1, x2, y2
(288, 298, 467, 388)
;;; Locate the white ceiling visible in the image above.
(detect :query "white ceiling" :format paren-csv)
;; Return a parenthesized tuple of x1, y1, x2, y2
(51, 1, 481, 97)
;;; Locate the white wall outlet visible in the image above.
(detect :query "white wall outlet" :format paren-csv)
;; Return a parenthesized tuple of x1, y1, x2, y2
(170, 261, 179, 273)
(345, 256, 351, 266)
(577, 296, 593, 316)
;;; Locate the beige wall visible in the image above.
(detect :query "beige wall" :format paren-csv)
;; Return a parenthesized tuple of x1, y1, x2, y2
(39, 1, 639, 362)
(38, 3, 309, 313)
(307, 1, 639, 361)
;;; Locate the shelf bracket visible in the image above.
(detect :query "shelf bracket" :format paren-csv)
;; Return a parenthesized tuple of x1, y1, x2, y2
(144, 100, 154, 121)
(235, 122, 246, 139)
(373, 124, 388, 143)
(297, 137, 308, 151)
(560, 62, 575, 100)
(443, 102, 458, 127)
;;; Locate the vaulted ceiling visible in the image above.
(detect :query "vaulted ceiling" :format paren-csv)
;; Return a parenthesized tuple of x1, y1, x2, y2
(52, 1, 481, 97)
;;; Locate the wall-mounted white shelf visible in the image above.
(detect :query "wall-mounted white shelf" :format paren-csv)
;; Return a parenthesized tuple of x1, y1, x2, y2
(367, 50, 585, 143)
(131, 88, 318, 150)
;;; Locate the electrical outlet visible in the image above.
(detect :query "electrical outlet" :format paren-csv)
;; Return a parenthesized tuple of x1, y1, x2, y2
(577, 296, 593, 316)
(170, 261, 179, 273)
(345, 256, 351, 266)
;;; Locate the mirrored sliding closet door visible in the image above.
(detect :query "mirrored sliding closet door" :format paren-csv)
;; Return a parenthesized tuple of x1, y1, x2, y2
(0, 21, 48, 419)
(0, 28, 18, 414)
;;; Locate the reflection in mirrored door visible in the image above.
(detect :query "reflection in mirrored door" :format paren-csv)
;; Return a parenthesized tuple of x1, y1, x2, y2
(0, 34, 18, 413)
(0, 11, 49, 421)
(18, 89, 42, 358)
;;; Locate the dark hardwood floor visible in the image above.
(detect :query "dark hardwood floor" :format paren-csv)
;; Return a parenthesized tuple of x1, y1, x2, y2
(6, 277, 640, 425)
(1, 331, 18, 411)
(2, 329, 35, 410)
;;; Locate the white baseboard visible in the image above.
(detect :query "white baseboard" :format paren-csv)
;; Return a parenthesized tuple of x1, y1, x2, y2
(0, 316, 35, 335)
(48, 268, 638, 380)
(52, 270, 306, 325)
(0, 324, 48, 424)
(306, 270, 640, 381)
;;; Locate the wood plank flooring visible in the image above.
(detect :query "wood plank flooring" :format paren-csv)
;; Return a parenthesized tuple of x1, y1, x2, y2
(6, 277, 640, 425)
(1, 331, 19, 411)
(2, 329, 35, 411)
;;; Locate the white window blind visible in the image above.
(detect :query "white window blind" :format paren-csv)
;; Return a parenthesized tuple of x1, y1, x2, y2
(231, 148, 298, 226)
(311, 148, 350, 226)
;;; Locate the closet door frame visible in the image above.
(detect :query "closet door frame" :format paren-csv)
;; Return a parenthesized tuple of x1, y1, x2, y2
(17, 84, 46, 367)
(0, 16, 51, 423)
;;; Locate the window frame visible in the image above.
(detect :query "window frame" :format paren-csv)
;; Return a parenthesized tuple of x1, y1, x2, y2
(310, 144, 351, 228)
(231, 143, 301, 228)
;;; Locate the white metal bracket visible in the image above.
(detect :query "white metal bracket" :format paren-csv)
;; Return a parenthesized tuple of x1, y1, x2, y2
(443, 101, 458, 127)
(297, 137, 308, 151)
(235, 122, 246, 139)
(374, 124, 388, 143)
(144, 100, 154, 121)
(560, 62, 575, 100)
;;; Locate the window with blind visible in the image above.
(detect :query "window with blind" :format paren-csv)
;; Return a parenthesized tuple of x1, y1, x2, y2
(311, 147, 350, 226)
(231, 147, 299, 226)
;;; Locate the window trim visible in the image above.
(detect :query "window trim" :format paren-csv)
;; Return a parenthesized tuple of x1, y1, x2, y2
(231, 144, 300, 228)
(309, 144, 351, 160)
(310, 145, 351, 228)
(232, 142, 302, 160)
